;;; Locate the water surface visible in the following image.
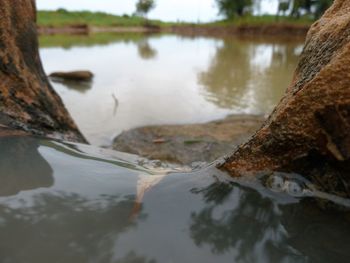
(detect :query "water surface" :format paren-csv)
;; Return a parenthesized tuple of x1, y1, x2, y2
(39, 33, 303, 146)
(0, 136, 349, 263)
(4, 34, 344, 263)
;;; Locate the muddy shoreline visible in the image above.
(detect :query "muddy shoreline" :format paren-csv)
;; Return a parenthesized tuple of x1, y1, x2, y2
(38, 24, 309, 38)
(166, 24, 309, 38)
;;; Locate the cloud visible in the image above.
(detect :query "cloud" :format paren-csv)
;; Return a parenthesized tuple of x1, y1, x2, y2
(36, 0, 277, 22)
(36, 0, 218, 22)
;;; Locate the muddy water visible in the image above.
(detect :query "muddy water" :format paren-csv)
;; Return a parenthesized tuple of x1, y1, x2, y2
(0, 136, 349, 263)
(39, 33, 303, 146)
(19, 34, 350, 263)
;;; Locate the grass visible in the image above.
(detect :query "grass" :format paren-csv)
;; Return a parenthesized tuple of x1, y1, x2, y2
(37, 10, 314, 29)
(37, 9, 170, 27)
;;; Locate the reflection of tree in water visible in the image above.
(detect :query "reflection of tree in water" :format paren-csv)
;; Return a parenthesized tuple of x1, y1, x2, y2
(137, 39, 157, 60)
(0, 192, 152, 263)
(199, 40, 251, 109)
(190, 182, 299, 262)
(261, 44, 301, 100)
(190, 181, 350, 263)
(0, 137, 53, 196)
(199, 39, 301, 112)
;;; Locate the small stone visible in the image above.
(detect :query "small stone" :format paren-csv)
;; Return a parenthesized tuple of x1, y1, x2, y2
(49, 71, 94, 82)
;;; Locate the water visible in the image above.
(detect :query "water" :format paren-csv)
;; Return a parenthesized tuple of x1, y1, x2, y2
(0, 135, 349, 263)
(19, 33, 348, 262)
(39, 33, 303, 146)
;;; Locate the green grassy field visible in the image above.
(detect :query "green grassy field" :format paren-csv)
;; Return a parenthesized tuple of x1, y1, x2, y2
(37, 9, 170, 27)
(37, 10, 313, 28)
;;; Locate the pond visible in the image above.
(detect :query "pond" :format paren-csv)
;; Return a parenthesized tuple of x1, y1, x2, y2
(1, 33, 349, 263)
(0, 135, 349, 263)
(39, 33, 303, 146)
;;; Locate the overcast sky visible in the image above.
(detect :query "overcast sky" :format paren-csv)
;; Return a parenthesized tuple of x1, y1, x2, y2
(36, 0, 278, 22)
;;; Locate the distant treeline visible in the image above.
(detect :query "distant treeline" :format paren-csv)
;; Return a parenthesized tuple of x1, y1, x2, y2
(216, 0, 333, 19)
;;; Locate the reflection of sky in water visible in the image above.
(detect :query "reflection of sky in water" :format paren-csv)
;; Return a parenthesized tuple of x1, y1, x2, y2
(40, 35, 303, 146)
(250, 44, 274, 70)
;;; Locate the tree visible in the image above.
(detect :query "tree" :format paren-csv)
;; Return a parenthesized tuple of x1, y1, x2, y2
(216, 0, 254, 19)
(277, 0, 290, 17)
(314, 0, 333, 18)
(276, 0, 333, 19)
(0, 0, 85, 142)
(290, 0, 310, 18)
(135, 0, 156, 18)
(289, 0, 333, 18)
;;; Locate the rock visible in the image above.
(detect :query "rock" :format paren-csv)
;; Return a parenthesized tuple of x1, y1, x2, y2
(113, 115, 264, 165)
(0, 126, 27, 138)
(0, 0, 85, 143)
(49, 78, 92, 93)
(221, 0, 350, 198)
(49, 71, 94, 82)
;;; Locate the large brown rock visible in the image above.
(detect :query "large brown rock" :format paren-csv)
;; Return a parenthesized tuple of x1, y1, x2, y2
(0, 0, 85, 142)
(221, 0, 350, 198)
(113, 115, 264, 165)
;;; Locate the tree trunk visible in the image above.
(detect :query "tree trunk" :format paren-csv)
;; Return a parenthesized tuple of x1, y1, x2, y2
(0, 0, 85, 142)
(220, 0, 350, 198)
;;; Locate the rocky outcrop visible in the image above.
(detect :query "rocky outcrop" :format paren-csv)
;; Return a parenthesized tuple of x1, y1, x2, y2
(113, 115, 264, 165)
(0, 0, 85, 142)
(221, 0, 350, 198)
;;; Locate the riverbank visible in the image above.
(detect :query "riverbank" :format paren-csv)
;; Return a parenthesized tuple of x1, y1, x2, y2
(37, 10, 311, 37)
(165, 24, 309, 38)
(38, 23, 310, 38)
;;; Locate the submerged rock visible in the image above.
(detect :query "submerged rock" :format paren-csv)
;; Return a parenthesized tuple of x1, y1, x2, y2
(49, 71, 94, 82)
(113, 115, 264, 165)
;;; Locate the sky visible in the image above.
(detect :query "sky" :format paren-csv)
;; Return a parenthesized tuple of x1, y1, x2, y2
(36, 0, 279, 22)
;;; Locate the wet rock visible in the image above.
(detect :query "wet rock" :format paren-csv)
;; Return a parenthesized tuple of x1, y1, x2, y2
(113, 115, 264, 165)
(49, 71, 94, 82)
(0, 0, 85, 143)
(221, 0, 350, 198)
(0, 126, 28, 138)
(49, 78, 92, 93)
